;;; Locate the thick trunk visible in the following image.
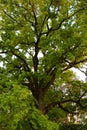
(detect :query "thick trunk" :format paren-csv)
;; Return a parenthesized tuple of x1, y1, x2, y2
(32, 87, 45, 114)
(38, 88, 45, 114)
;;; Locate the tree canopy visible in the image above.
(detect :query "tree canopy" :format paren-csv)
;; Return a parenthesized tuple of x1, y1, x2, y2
(0, 0, 87, 129)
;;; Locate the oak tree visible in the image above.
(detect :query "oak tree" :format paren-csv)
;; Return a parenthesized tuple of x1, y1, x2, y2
(0, 0, 87, 128)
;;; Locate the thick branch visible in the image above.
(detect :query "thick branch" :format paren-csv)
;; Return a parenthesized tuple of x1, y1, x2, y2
(44, 67, 56, 92)
(22, 82, 34, 93)
(44, 99, 76, 114)
(44, 98, 84, 114)
(33, 43, 39, 72)
(39, 66, 56, 94)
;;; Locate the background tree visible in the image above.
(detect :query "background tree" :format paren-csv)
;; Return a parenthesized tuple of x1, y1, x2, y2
(0, 0, 87, 129)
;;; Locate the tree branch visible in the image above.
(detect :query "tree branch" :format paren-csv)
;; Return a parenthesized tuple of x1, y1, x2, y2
(63, 58, 87, 72)
(11, 49, 30, 72)
(44, 67, 56, 92)
(41, 7, 86, 36)
(44, 99, 78, 114)
(2, 9, 23, 27)
(44, 96, 87, 114)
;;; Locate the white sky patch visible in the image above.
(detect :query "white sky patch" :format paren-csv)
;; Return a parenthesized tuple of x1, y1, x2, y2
(38, 51, 43, 58)
(0, 62, 3, 67)
(71, 67, 86, 82)
(0, 17, 2, 20)
(25, 52, 30, 58)
(15, 30, 20, 35)
(48, 18, 52, 29)
(12, 55, 16, 60)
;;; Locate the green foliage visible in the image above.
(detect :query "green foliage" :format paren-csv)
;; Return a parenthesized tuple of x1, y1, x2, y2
(0, 85, 31, 129)
(48, 108, 66, 123)
(0, 0, 87, 129)
(0, 85, 58, 130)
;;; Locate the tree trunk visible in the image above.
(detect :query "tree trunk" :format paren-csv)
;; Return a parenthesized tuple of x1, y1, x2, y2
(38, 88, 45, 114)
(32, 87, 45, 114)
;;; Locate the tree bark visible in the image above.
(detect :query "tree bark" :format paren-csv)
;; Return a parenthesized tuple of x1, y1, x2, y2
(38, 88, 45, 114)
